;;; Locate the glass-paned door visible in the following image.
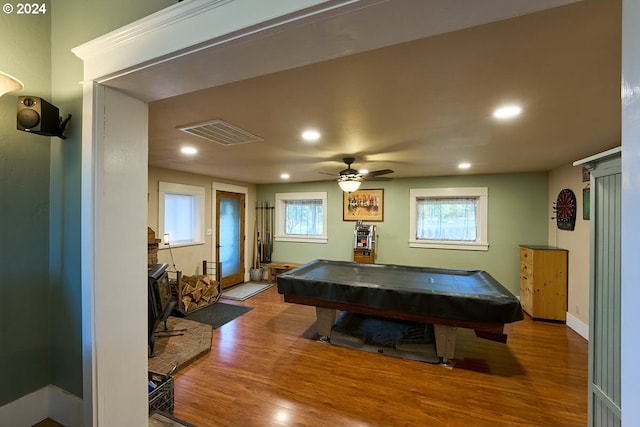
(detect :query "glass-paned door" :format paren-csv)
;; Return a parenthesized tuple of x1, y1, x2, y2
(216, 191, 245, 288)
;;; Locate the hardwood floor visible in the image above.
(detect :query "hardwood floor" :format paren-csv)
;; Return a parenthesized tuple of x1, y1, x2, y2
(172, 285, 587, 427)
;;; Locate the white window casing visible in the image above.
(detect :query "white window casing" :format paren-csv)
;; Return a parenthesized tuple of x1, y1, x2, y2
(409, 187, 489, 251)
(275, 192, 328, 243)
(159, 181, 206, 247)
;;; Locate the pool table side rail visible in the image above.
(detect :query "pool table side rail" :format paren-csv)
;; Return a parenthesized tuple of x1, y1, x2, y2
(277, 259, 524, 325)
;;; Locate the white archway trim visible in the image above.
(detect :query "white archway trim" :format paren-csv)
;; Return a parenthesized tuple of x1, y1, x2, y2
(71, 0, 354, 83)
(80, 83, 150, 427)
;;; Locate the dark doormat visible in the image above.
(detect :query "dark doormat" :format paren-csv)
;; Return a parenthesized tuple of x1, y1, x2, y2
(186, 302, 252, 329)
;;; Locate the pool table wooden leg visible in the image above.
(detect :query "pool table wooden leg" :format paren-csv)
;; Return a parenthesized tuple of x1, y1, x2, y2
(315, 307, 337, 340)
(434, 324, 457, 363)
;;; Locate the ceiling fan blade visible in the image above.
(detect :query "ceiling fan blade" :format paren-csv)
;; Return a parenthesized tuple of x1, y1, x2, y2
(319, 158, 393, 181)
(366, 169, 394, 177)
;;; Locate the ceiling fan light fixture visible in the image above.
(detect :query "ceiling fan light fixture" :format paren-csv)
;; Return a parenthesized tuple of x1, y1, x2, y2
(338, 175, 362, 193)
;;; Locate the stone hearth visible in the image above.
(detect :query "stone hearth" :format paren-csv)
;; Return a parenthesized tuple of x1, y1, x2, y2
(148, 316, 212, 374)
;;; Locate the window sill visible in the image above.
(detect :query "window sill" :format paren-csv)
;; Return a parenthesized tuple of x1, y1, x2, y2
(275, 236, 327, 244)
(409, 240, 489, 251)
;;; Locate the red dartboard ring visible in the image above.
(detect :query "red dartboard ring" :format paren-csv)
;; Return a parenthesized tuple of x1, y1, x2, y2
(556, 188, 576, 231)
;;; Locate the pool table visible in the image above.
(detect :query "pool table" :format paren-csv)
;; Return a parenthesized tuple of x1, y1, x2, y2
(277, 259, 524, 363)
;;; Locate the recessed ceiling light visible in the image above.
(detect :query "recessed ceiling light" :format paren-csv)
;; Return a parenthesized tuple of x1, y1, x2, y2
(493, 105, 522, 119)
(301, 129, 320, 142)
(180, 146, 198, 155)
(458, 162, 471, 169)
(280, 173, 290, 180)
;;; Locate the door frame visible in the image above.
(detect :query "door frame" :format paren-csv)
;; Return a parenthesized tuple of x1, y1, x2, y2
(586, 153, 621, 426)
(212, 182, 249, 284)
(216, 190, 246, 288)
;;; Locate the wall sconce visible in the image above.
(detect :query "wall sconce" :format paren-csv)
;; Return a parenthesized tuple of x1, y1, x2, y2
(0, 71, 23, 98)
(163, 233, 177, 271)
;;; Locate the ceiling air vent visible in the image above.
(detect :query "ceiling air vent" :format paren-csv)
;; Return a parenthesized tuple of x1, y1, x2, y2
(178, 119, 263, 146)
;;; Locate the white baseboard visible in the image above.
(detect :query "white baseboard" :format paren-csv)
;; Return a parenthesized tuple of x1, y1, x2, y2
(0, 385, 82, 427)
(48, 385, 83, 427)
(566, 312, 589, 340)
(0, 387, 48, 427)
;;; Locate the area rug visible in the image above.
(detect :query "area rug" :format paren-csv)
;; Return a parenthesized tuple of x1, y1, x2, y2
(186, 302, 252, 329)
(221, 282, 273, 301)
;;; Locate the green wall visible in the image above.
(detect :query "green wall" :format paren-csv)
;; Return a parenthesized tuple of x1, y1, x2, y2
(0, 0, 175, 407)
(257, 172, 548, 294)
(0, 3, 52, 406)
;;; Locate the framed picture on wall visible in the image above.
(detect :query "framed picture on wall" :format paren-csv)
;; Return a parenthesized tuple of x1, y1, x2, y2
(343, 189, 384, 221)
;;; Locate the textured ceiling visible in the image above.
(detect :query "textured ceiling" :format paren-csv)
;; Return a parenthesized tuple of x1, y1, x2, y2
(138, 0, 620, 184)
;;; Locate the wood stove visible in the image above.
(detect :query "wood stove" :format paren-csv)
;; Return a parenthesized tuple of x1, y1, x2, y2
(148, 263, 174, 357)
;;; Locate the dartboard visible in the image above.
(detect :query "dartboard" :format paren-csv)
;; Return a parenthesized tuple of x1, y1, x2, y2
(556, 188, 576, 231)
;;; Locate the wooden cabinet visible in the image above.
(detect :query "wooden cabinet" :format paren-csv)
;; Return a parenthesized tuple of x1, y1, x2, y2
(353, 248, 375, 264)
(519, 245, 568, 322)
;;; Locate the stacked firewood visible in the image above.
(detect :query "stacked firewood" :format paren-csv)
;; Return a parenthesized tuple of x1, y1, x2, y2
(175, 274, 219, 314)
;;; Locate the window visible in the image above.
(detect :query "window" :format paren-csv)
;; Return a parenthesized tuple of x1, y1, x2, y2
(159, 181, 205, 246)
(409, 187, 488, 251)
(275, 192, 328, 243)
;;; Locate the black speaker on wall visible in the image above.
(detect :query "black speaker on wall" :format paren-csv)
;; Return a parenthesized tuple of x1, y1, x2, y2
(17, 96, 63, 137)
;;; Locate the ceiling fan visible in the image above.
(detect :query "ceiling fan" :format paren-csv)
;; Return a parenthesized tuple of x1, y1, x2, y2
(322, 157, 394, 192)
